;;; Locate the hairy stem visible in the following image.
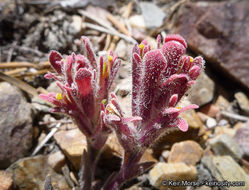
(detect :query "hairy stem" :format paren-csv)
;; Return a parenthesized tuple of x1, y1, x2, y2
(80, 139, 103, 190)
(103, 149, 145, 190)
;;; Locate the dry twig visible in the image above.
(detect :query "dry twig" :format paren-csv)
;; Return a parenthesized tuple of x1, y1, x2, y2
(84, 22, 136, 44)
(0, 72, 38, 96)
(32, 123, 61, 156)
(0, 62, 40, 69)
(4, 68, 27, 76)
(106, 13, 131, 36)
(221, 111, 249, 122)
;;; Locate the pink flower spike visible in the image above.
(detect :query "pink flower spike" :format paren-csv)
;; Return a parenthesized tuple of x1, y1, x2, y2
(189, 65, 201, 80)
(49, 50, 63, 74)
(81, 36, 97, 69)
(164, 34, 187, 49)
(75, 68, 93, 96)
(161, 74, 188, 87)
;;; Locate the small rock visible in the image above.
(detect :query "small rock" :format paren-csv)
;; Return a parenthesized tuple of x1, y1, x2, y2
(47, 81, 61, 93)
(188, 72, 215, 106)
(206, 117, 217, 129)
(233, 122, 246, 130)
(235, 92, 249, 116)
(140, 149, 158, 163)
(168, 140, 203, 166)
(117, 61, 131, 80)
(0, 82, 33, 169)
(199, 103, 220, 118)
(54, 128, 87, 169)
(55, 129, 126, 169)
(116, 77, 132, 97)
(208, 134, 243, 161)
(179, 97, 204, 129)
(6, 155, 70, 190)
(129, 15, 146, 29)
(0, 170, 13, 190)
(31, 96, 51, 113)
(140, 2, 166, 29)
(37, 132, 46, 145)
(117, 93, 132, 117)
(172, 1, 249, 89)
(115, 40, 128, 60)
(196, 112, 209, 123)
(103, 133, 123, 158)
(215, 95, 230, 111)
(217, 119, 229, 126)
(48, 151, 66, 173)
(196, 164, 213, 185)
(69, 15, 83, 35)
(180, 109, 204, 129)
(234, 127, 249, 158)
(202, 156, 249, 190)
(161, 150, 170, 161)
(149, 162, 197, 190)
(214, 126, 236, 137)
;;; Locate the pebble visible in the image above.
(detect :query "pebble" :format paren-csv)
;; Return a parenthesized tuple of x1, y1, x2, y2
(47, 81, 61, 93)
(199, 103, 220, 118)
(214, 126, 236, 137)
(69, 15, 83, 35)
(202, 156, 249, 190)
(234, 92, 249, 116)
(55, 129, 130, 170)
(140, 149, 158, 163)
(0, 170, 13, 190)
(140, 2, 166, 29)
(54, 128, 87, 169)
(48, 150, 66, 173)
(234, 127, 249, 158)
(129, 15, 146, 29)
(161, 150, 170, 161)
(149, 162, 197, 190)
(0, 82, 33, 169)
(168, 140, 203, 166)
(208, 134, 243, 161)
(180, 109, 204, 130)
(115, 77, 132, 97)
(6, 155, 70, 190)
(215, 95, 230, 111)
(115, 40, 128, 60)
(188, 72, 215, 107)
(206, 117, 217, 129)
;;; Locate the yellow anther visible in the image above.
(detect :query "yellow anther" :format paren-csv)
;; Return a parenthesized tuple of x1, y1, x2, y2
(190, 57, 194, 63)
(139, 44, 145, 58)
(176, 106, 182, 109)
(139, 44, 145, 50)
(101, 99, 107, 104)
(108, 55, 113, 62)
(56, 93, 62, 100)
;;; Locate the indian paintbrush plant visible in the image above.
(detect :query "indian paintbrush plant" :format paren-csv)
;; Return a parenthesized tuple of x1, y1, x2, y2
(41, 34, 204, 190)
(40, 36, 121, 190)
